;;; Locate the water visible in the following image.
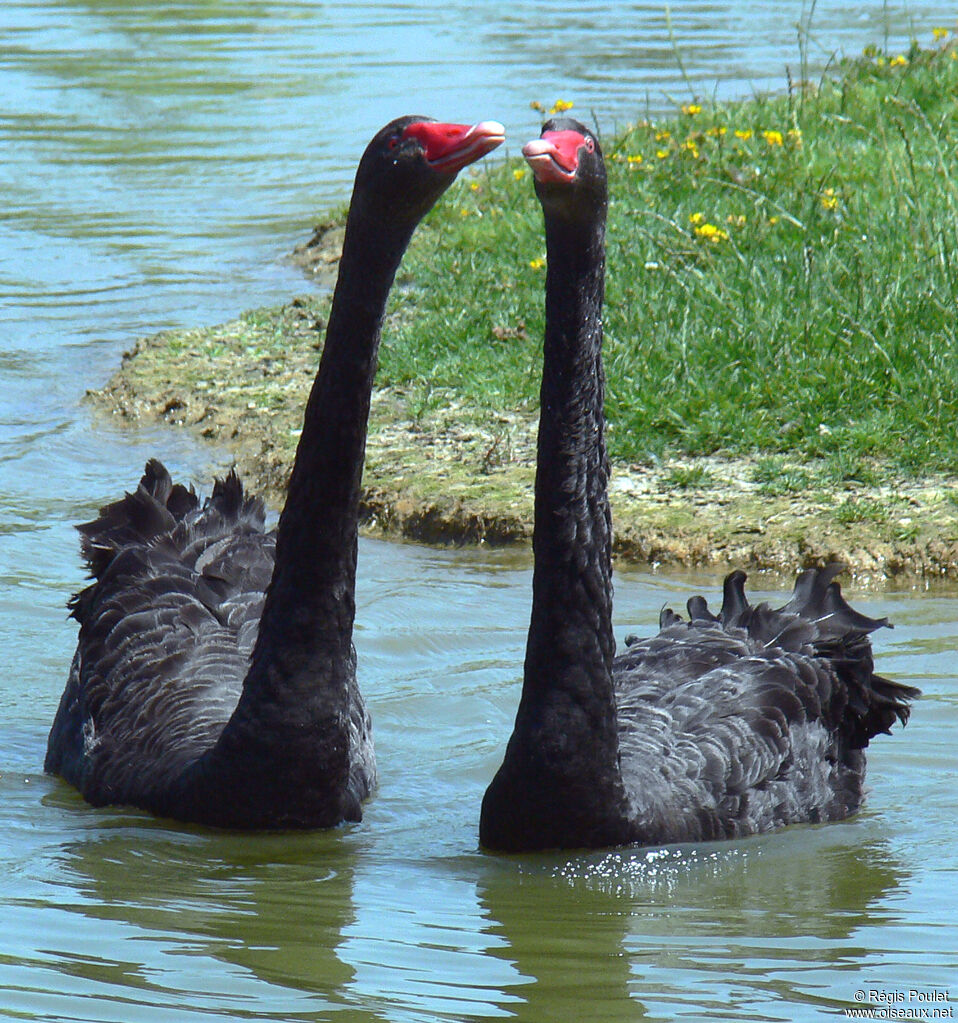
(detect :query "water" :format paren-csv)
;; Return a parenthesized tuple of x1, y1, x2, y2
(5, 548, 956, 1020)
(1, 2, 956, 1019)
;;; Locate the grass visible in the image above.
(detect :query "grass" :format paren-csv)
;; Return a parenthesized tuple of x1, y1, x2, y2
(664, 464, 714, 490)
(834, 497, 891, 525)
(374, 32, 958, 479)
(95, 32, 958, 577)
(750, 457, 814, 496)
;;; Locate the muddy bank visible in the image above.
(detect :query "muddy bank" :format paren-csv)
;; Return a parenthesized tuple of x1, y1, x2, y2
(87, 292, 958, 588)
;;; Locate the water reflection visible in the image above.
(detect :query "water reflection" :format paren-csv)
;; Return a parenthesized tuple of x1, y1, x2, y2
(2, 540, 951, 1023)
(478, 863, 644, 1022)
(36, 816, 365, 1019)
(477, 822, 907, 1020)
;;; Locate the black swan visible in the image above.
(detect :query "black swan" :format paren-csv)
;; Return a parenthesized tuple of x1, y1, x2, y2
(45, 115, 505, 829)
(479, 118, 918, 853)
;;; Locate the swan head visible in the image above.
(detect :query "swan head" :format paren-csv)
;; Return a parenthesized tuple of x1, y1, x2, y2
(353, 115, 505, 226)
(523, 117, 607, 223)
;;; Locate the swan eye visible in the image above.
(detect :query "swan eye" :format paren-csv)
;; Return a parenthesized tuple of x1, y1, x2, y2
(584, 137, 595, 154)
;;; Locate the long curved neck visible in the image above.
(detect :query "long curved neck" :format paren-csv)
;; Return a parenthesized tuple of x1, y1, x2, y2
(249, 205, 414, 684)
(524, 210, 615, 710)
(184, 198, 416, 822)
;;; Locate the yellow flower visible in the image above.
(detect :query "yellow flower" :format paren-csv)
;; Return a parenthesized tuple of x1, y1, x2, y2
(469, 182, 480, 192)
(655, 130, 671, 142)
(656, 149, 670, 160)
(682, 139, 700, 158)
(513, 167, 526, 181)
(820, 187, 839, 211)
(726, 214, 746, 227)
(627, 154, 643, 166)
(768, 215, 780, 225)
(529, 257, 545, 270)
(530, 100, 545, 112)
(694, 223, 728, 243)
(706, 125, 727, 137)
(689, 212, 704, 224)
(550, 99, 574, 113)
(890, 54, 908, 67)
(933, 26, 949, 41)
(762, 130, 784, 147)
(734, 128, 753, 140)
(460, 208, 471, 217)
(682, 103, 702, 115)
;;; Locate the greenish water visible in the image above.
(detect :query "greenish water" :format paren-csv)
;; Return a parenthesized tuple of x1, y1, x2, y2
(4, 544, 957, 1020)
(2, 2, 957, 1019)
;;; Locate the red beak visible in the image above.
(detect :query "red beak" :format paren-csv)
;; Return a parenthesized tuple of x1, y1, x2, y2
(404, 120, 506, 173)
(522, 130, 586, 184)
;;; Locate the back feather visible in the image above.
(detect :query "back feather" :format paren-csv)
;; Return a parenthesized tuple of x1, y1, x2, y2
(647, 565, 916, 748)
(614, 565, 919, 843)
(69, 459, 267, 626)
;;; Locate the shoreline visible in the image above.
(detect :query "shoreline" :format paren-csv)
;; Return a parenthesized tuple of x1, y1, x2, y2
(89, 41, 958, 590)
(90, 292, 958, 588)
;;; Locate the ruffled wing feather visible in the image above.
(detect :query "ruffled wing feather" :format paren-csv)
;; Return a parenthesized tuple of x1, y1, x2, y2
(615, 566, 919, 844)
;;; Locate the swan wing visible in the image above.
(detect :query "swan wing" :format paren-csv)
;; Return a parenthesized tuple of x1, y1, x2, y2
(45, 461, 273, 808)
(613, 568, 918, 844)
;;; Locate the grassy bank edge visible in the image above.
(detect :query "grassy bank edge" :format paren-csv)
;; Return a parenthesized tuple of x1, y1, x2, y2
(90, 294, 958, 587)
(89, 40, 958, 587)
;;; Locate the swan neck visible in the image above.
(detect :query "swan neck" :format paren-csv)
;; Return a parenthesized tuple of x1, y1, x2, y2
(231, 204, 414, 732)
(480, 205, 635, 850)
(524, 213, 614, 702)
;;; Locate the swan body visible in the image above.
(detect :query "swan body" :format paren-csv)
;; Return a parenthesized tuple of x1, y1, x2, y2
(613, 565, 914, 846)
(46, 116, 505, 829)
(479, 119, 917, 853)
(48, 461, 367, 826)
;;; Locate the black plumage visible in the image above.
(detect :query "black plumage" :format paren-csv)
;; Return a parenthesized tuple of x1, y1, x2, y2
(46, 116, 505, 829)
(479, 119, 918, 853)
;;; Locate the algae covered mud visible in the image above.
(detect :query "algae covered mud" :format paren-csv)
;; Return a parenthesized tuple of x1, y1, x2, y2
(93, 39, 958, 584)
(95, 293, 958, 583)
